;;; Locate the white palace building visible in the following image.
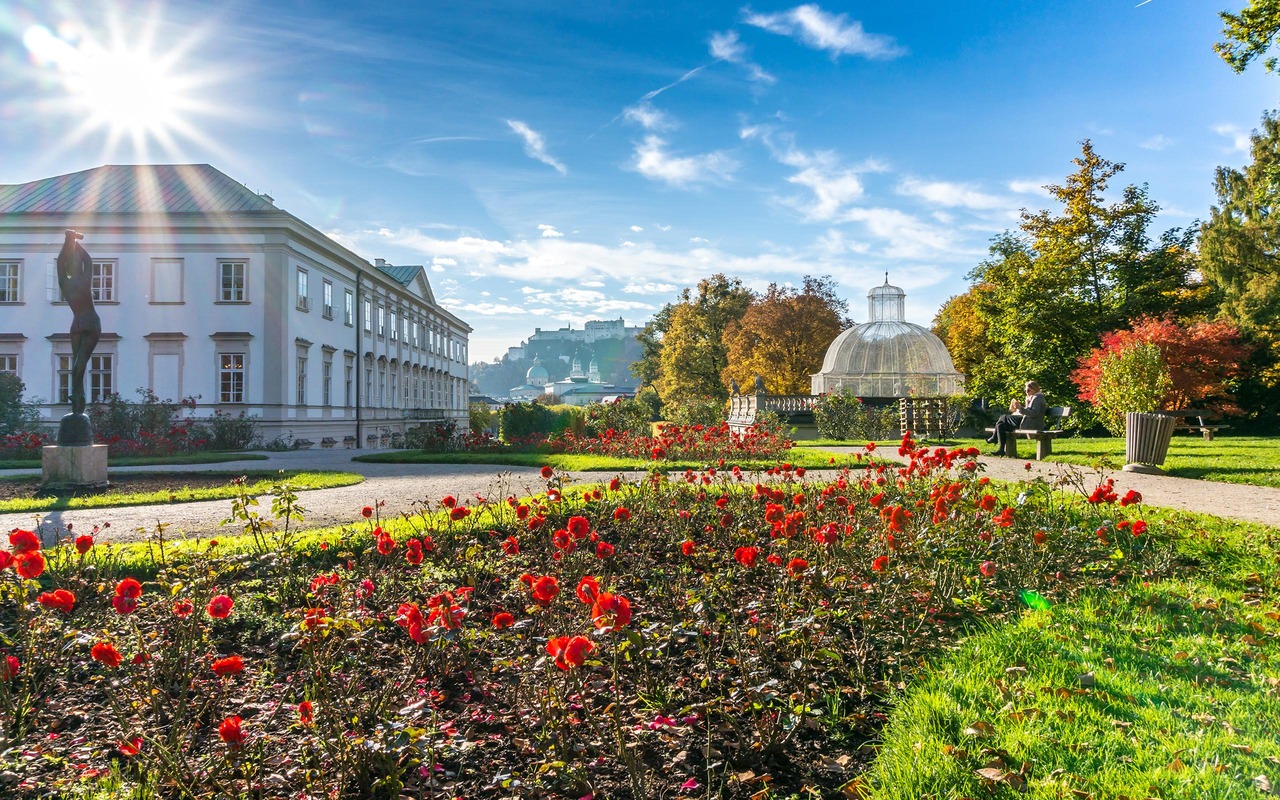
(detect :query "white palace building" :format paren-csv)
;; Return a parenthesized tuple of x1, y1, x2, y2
(0, 164, 471, 447)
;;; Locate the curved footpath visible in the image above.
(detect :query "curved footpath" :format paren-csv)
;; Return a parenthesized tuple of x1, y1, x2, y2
(1, 448, 1278, 545)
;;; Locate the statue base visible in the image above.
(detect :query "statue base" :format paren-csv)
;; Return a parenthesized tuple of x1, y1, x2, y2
(42, 444, 110, 494)
(56, 412, 93, 446)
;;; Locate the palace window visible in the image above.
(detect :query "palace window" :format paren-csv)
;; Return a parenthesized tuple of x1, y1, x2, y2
(219, 353, 245, 403)
(219, 261, 247, 302)
(0, 262, 19, 303)
(322, 279, 333, 319)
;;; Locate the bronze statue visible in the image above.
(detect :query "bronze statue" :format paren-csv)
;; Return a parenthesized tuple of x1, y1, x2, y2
(753, 374, 768, 395)
(729, 377, 741, 396)
(56, 229, 100, 445)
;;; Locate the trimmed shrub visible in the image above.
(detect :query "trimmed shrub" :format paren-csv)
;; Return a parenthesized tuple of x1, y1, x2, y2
(1091, 343, 1174, 436)
(813, 392, 899, 441)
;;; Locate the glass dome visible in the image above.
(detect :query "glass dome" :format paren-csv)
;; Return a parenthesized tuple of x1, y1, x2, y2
(811, 276, 965, 398)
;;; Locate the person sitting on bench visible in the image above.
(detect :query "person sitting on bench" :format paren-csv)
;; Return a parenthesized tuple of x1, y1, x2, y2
(987, 381, 1047, 455)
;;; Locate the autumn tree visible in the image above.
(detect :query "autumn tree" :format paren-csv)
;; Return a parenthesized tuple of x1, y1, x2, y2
(721, 276, 849, 396)
(932, 285, 999, 399)
(960, 142, 1194, 412)
(1071, 316, 1250, 421)
(1216, 0, 1280, 73)
(634, 274, 753, 414)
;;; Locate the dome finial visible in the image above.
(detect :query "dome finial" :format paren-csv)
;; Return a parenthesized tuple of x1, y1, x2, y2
(884, 271, 889, 285)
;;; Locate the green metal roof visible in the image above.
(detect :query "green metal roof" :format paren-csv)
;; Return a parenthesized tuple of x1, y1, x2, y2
(375, 264, 422, 285)
(0, 164, 280, 214)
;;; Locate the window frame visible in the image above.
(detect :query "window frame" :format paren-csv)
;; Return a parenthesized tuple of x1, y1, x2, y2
(150, 258, 185, 304)
(296, 268, 310, 312)
(322, 279, 334, 319)
(0, 261, 19, 304)
(218, 352, 247, 404)
(344, 289, 354, 327)
(217, 260, 248, 303)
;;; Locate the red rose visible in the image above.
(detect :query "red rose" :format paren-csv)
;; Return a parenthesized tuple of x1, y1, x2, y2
(112, 595, 139, 615)
(786, 557, 808, 578)
(376, 534, 396, 556)
(37, 589, 76, 614)
(872, 555, 889, 572)
(596, 541, 614, 558)
(297, 701, 314, 725)
(546, 634, 594, 670)
(440, 495, 457, 509)
(540, 465, 554, 479)
(567, 516, 590, 539)
(211, 655, 244, 676)
(979, 560, 997, 577)
(680, 540, 696, 557)
(207, 594, 235, 619)
(361, 506, 374, 518)
(74, 535, 94, 554)
(575, 575, 600, 604)
(613, 507, 631, 522)
(0, 655, 18, 681)
(531, 576, 559, 606)
(0, 551, 12, 571)
(173, 599, 194, 618)
(502, 535, 519, 555)
(608, 477, 621, 492)
(590, 593, 632, 631)
(115, 578, 143, 599)
(218, 716, 246, 746)
(734, 546, 758, 568)
(449, 506, 470, 521)
(9, 529, 40, 553)
(14, 551, 44, 580)
(492, 612, 515, 629)
(91, 642, 123, 668)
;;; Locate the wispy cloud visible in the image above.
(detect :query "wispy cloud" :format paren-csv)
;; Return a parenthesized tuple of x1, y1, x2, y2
(709, 30, 775, 84)
(897, 177, 1007, 210)
(742, 126, 879, 220)
(505, 119, 567, 174)
(623, 101, 676, 132)
(1139, 134, 1173, 151)
(640, 65, 706, 102)
(841, 207, 960, 260)
(630, 135, 737, 188)
(743, 4, 905, 60)
(1212, 123, 1250, 153)
(623, 281, 678, 294)
(1008, 179, 1053, 199)
(538, 224, 564, 238)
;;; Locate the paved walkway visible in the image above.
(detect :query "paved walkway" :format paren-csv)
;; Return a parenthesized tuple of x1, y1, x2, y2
(3, 447, 1278, 545)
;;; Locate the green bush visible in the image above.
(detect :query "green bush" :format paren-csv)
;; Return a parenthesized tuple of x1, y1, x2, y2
(191, 409, 261, 451)
(1092, 343, 1173, 436)
(498, 401, 585, 440)
(469, 402, 493, 435)
(664, 395, 726, 427)
(583, 398, 651, 437)
(89, 389, 188, 443)
(0, 373, 40, 435)
(814, 392, 900, 441)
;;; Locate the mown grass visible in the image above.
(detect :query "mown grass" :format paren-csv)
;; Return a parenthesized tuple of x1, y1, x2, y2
(353, 446, 859, 471)
(0, 469, 363, 513)
(862, 509, 1280, 799)
(0, 452, 268, 470)
(946, 434, 1280, 488)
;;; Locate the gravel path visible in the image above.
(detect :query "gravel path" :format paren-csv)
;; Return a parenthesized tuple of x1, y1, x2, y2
(3, 447, 1278, 545)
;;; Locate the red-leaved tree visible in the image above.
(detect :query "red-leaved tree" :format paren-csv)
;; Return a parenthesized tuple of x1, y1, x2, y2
(1072, 316, 1250, 414)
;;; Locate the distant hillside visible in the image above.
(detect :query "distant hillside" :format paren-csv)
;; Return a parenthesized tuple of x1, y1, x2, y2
(470, 319, 644, 399)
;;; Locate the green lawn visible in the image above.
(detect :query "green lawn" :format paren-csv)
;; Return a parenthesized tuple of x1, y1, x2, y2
(949, 434, 1280, 489)
(0, 469, 363, 513)
(353, 446, 858, 471)
(861, 509, 1280, 799)
(0, 451, 268, 470)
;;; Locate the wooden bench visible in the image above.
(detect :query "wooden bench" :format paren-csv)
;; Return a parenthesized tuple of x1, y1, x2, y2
(320, 437, 338, 448)
(985, 406, 1071, 460)
(1164, 409, 1229, 441)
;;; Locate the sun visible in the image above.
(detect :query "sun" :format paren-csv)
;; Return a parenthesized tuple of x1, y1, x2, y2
(22, 10, 225, 162)
(67, 44, 188, 142)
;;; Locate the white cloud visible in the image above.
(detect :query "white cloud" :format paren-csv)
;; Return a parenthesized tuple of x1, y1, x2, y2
(623, 281, 678, 294)
(690, 236, 710, 243)
(1139, 134, 1173, 151)
(840, 207, 961, 260)
(1212, 123, 1250, 153)
(581, 280, 605, 288)
(623, 102, 676, 132)
(709, 30, 776, 84)
(655, 224, 672, 231)
(446, 302, 528, 316)
(538, 224, 564, 238)
(630, 135, 737, 187)
(630, 225, 644, 232)
(1008, 179, 1053, 199)
(744, 4, 905, 60)
(742, 126, 877, 221)
(432, 256, 457, 266)
(621, 240, 636, 247)
(505, 119, 567, 174)
(430, 264, 445, 272)
(593, 299, 656, 314)
(896, 177, 1007, 210)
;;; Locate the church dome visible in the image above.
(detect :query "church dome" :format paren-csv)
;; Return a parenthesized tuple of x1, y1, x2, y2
(526, 358, 548, 387)
(811, 276, 964, 398)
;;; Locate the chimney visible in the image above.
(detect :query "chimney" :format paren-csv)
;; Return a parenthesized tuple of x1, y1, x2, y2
(375, 258, 387, 267)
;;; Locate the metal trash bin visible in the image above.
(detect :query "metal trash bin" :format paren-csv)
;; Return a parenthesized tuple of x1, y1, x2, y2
(1123, 412, 1176, 474)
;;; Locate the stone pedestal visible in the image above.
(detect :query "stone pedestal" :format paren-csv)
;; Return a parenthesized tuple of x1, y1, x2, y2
(42, 444, 110, 494)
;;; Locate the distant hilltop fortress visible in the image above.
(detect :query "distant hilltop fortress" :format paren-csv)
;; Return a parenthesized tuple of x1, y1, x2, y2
(505, 318, 644, 361)
(471, 318, 645, 402)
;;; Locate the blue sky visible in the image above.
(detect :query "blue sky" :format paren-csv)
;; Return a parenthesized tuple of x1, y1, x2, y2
(1, 0, 1274, 361)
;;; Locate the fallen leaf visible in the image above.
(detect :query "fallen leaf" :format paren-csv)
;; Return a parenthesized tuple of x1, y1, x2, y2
(963, 721, 997, 737)
(1255, 774, 1273, 794)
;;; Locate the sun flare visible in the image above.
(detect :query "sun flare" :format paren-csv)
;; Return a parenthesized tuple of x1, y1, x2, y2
(22, 11, 224, 161)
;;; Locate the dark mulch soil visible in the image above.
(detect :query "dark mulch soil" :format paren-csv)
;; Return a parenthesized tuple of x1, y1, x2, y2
(0, 473, 240, 502)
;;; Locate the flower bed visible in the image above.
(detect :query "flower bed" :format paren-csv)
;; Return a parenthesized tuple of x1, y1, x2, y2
(0, 435, 1170, 798)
